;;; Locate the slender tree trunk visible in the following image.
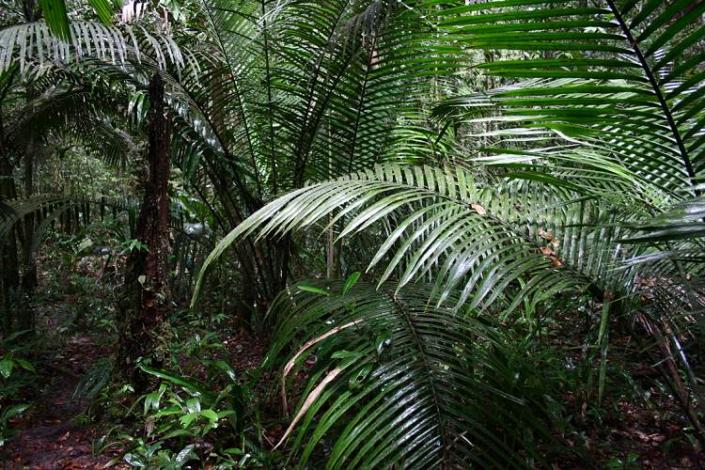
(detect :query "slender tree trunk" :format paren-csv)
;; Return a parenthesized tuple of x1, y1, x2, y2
(118, 74, 173, 386)
(19, 113, 36, 332)
(17, 0, 37, 327)
(0, 157, 19, 334)
(72, 205, 79, 234)
(325, 119, 340, 280)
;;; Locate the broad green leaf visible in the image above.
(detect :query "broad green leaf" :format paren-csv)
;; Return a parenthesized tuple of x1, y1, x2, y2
(38, 0, 70, 40)
(0, 358, 14, 379)
(15, 358, 35, 373)
(179, 412, 198, 428)
(200, 409, 219, 424)
(88, 0, 115, 24)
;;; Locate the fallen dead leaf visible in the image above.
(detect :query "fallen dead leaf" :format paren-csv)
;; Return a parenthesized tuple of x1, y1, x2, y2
(274, 366, 344, 450)
(471, 203, 486, 216)
(539, 228, 554, 241)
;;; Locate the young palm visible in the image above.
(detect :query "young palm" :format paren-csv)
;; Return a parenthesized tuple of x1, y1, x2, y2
(194, 1, 705, 466)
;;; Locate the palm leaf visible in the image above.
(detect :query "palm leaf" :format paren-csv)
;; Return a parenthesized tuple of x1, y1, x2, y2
(265, 281, 571, 468)
(433, 0, 705, 198)
(0, 20, 185, 73)
(193, 163, 638, 311)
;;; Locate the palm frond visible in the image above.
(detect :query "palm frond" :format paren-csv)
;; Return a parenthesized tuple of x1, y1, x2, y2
(433, 0, 705, 197)
(193, 163, 639, 312)
(623, 195, 705, 270)
(0, 195, 132, 240)
(0, 20, 186, 73)
(265, 281, 571, 468)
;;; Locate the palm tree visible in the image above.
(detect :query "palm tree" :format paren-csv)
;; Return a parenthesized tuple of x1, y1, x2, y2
(135, 0, 464, 317)
(0, 0, 202, 350)
(192, 0, 705, 466)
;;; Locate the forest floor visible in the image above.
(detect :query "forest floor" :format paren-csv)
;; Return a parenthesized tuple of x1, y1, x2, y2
(550, 311, 705, 469)
(2, 248, 705, 468)
(1, 250, 127, 469)
(4, 322, 703, 469)
(1, 247, 270, 469)
(3, 335, 125, 469)
(2, 328, 268, 470)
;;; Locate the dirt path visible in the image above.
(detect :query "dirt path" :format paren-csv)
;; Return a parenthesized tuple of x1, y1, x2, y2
(3, 336, 122, 470)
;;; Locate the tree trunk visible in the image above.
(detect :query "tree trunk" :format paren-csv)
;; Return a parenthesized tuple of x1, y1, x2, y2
(118, 73, 173, 387)
(0, 157, 19, 334)
(18, 112, 36, 332)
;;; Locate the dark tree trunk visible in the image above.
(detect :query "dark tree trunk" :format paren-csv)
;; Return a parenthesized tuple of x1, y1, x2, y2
(118, 73, 173, 386)
(14, 79, 40, 333)
(18, 110, 36, 332)
(62, 208, 72, 234)
(84, 202, 90, 225)
(0, 157, 19, 334)
(72, 205, 79, 234)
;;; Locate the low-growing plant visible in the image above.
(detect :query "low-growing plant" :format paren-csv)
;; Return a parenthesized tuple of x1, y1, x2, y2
(0, 334, 37, 448)
(111, 359, 272, 469)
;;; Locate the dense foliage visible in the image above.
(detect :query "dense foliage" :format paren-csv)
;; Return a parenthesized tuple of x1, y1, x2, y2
(2, 0, 705, 468)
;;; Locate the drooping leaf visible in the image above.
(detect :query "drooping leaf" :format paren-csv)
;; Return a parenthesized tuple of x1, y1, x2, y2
(37, 0, 70, 40)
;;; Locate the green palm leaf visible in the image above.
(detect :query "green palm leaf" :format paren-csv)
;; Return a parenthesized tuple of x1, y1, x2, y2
(433, 0, 705, 197)
(193, 163, 638, 311)
(265, 281, 570, 468)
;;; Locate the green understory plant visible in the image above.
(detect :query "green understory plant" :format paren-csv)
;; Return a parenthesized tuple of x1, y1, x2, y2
(262, 280, 582, 467)
(115, 355, 270, 468)
(0, 333, 37, 448)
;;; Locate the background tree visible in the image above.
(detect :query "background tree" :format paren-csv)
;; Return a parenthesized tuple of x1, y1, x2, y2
(118, 72, 174, 384)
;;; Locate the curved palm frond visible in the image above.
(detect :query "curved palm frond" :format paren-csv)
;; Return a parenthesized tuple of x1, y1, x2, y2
(0, 194, 132, 240)
(0, 20, 187, 73)
(3, 77, 128, 153)
(432, 0, 705, 200)
(265, 281, 571, 468)
(193, 163, 640, 312)
(623, 195, 705, 270)
(630, 196, 705, 243)
(271, 0, 461, 185)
